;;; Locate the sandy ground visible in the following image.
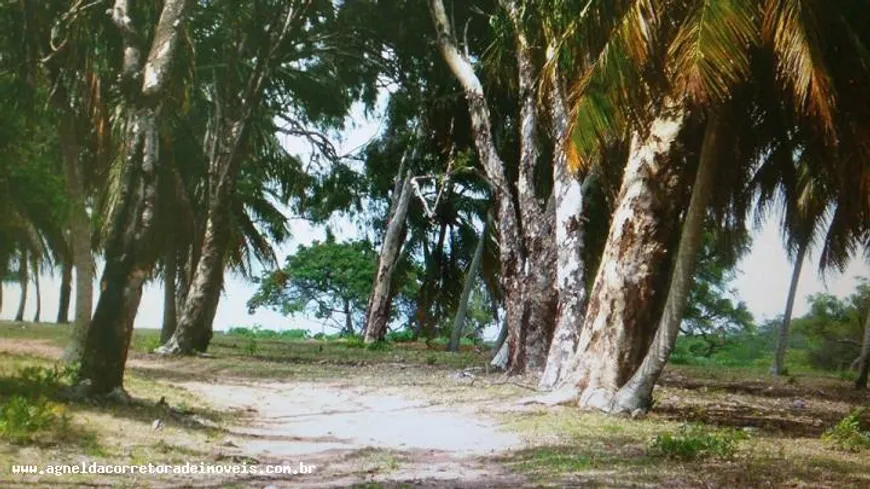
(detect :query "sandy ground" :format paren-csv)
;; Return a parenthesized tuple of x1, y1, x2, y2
(0, 338, 530, 487)
(180, 381, 527, 488)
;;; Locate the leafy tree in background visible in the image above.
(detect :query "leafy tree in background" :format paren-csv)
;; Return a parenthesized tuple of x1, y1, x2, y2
(681, 231, 755, 357)
(248, 234, 418, 336)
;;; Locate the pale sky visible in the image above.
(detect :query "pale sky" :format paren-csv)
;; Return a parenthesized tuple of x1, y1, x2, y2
(2, 101, 868, 332)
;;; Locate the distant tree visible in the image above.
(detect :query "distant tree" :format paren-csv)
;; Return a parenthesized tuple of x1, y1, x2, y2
(790, 279, 870, 374)
(680, 231, 755, 356)
(248, 236, 382, 335)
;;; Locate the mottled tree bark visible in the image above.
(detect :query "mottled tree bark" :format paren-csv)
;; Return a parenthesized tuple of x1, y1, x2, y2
(555, 103, 688, 410)
(540, 45, 588, 390)
(364, 170, 413, 343)
(430, 0, 525, 375)
(79, 0, 189, 396)
(610, 112, 722, 412)
(500, 0, 558, 374)
(772, 242, 807, 376)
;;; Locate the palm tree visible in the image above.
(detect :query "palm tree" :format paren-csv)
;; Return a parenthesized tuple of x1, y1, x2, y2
(544, 0, 870, 411)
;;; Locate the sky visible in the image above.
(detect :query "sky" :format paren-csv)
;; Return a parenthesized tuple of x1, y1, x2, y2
(2, 102, 868, 333)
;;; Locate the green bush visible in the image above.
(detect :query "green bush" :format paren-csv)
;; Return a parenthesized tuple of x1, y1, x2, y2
(227, 326, 310, 340)
(0, 395, 69, 444)
(344, 336, 366, 349)
(649, 424, 747, 460)
(385, 330, 416, 343)
(822, 410, 870, 452)
(242, 337, 259, 356)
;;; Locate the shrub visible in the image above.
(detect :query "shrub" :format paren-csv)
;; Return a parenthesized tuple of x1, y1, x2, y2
(649, 424, 747, 460)
(279, 329, 310, 340)
(385, 330, 416, 343)
(0, 395, 69, 444)
(344, 336, 366, 349)
(242, 337, 259, 356)
(822, 410, 870, 452)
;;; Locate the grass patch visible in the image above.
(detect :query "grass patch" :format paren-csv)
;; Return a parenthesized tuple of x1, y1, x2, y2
(649, 423, 749, 460)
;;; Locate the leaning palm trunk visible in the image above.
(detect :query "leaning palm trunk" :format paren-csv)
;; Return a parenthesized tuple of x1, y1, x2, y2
(772, 242, 807, 376)
(14, 250, 27, 322)
(448, 214, 491, 352)
(430, 0, 525, 372)
(78, 0, 189, 396)
(540, 46, 588, 390)
(553, 103, 688, 410)
(609, 113, 722, 413)
(364, 170, 413, 343)
(855, 310, 870, 389)
(160, 204, 231, 353)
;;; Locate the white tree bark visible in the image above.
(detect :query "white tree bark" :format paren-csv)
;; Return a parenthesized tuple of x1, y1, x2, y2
(772, 242, 807, 375)
(540, 42, 588, 390)
(364, 170, 414, 343)
(554, 103, 687, 410)
(429, 0, 526, 373)
(610, 112, 722, 412)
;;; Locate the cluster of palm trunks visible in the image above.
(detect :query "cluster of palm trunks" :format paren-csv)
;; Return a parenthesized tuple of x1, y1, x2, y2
(39, 0, 869, 412)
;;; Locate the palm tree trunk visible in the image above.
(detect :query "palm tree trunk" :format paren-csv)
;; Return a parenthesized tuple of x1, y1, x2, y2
(161, 240, 178, 344)
(51, 82, 95, 362)
(854, 310, 870, 389)
(449, 214, 490, 352)
(554, 103, 688, 410)
(79, 0, 188, 396)
(32, 261, 41, 323)
(540, 43, 588, 390)
(430, 0, 525, 372)
(14, 251, 27, 322)
(772, 241, 807, 376)
(501, 0, 558, 374)
(364, 170, 413, 343)
(610, 112, 723, 413)
(160, 209, 229, 354)
(57, 257, 72, 324)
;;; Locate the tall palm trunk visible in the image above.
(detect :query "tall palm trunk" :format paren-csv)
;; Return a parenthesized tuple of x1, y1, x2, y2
(430, 0, 525, 372)
(79, 0, 189, 396)
(32, 262, 41, 323)
(14, 251, 27, 322)
(610, 112, 723, 412)
(160, 202, 232, 354)
(57, 257, 72, 324)
(772, 242, 807, 376)
(449, 214, 490, 352)
(364, 169, 413, 343)
(501, 0, 557, 374)
(855, 311, 870, 389)
(554, 103, 688, 410)
(540, 44, 588, 390)
(51, 86, 95, 362)
(161, 239, 178, 344)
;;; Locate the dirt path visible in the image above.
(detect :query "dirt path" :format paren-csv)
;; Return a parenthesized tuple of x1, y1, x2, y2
(180, 380, 526, 487)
